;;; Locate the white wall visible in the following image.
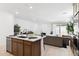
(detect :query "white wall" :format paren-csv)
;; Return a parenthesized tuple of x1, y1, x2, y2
(15, 18, 68, 36)
(0, 11, 14, 46)
(61, 26, 68, 35)
(51, 24, 59, 35)
(51, 24, 68, 36)
(36, 23, 51, 34)
(15, 18, 51, 35)
(15, 18, 38, 33)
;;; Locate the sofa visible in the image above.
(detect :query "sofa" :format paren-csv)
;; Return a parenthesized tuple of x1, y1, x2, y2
(44, 35, 71, 47)
(44, 36, 64, 47)
(62, 35, 71, 46)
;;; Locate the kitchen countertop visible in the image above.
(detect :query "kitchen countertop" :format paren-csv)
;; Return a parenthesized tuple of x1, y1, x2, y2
(9, 35, 46, 42)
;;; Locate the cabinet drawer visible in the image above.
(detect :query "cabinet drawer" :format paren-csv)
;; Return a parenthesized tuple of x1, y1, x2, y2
(33, 40, 40, 46)
(24, 41, 32, 45)
(12, 38, 23, 43)
(17, 39, 23, 44)
(12, 38, 18, 42)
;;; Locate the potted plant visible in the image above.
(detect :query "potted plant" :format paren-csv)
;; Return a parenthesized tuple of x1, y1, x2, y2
(66, 22, 74, 35)
(14, 24, 20, 36)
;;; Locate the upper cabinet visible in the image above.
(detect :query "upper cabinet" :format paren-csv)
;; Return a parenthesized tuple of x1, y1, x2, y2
(73, 3, 79, 16)
(73, 3, 79, 32)
(73, 3, 77, 16)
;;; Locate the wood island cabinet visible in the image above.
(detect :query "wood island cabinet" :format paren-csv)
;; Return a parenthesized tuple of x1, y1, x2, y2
(17, 40, 23, 56)
(12, 39, 17, 55)
(11, 38, 41, 56)
(12, 38, 23, 56)
(24, 40, 41, 56)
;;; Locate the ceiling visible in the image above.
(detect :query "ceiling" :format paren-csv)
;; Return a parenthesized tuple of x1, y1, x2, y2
(0, 3, 73, 24)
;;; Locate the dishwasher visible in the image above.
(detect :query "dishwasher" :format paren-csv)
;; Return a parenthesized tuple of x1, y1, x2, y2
(6, 36, 12, 53)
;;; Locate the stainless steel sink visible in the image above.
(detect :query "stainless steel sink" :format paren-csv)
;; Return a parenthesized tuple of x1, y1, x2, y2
(28, 37, 37, 39)
(18, 36, 27, 38)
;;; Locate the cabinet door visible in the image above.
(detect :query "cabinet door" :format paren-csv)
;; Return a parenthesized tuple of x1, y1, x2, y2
(17, 40, 23, 56)
(12, 39, 23, 56)
(24, 45, 32, 56)
(32, 40, 41, 56)
(12, 41, 17, 56)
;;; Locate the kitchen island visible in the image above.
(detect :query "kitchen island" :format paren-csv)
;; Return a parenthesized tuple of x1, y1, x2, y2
(6, 36, 42, 56)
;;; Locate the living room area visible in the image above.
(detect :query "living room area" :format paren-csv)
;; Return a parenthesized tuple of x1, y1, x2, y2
(0, 3, 79, 56)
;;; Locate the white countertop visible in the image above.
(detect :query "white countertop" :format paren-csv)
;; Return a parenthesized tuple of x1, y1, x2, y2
(10, 35, 46, 42)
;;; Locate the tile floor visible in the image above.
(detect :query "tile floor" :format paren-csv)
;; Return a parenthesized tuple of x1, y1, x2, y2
(42, 45, 73, 56)
(0, 44, 12, 56)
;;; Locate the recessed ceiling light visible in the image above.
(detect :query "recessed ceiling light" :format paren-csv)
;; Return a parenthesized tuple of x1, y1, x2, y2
(16, 11, 19, 14)
(30, 6, 32, 9)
